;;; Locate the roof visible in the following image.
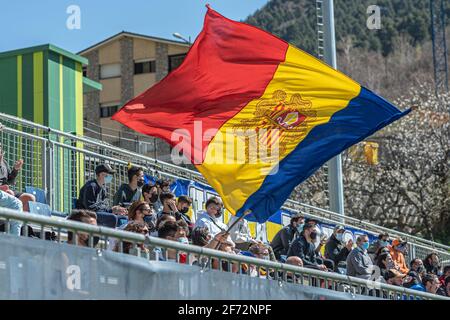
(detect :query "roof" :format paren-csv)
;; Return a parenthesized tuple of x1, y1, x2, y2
(83, 77, 102, 93)
(77, 31, 190, 56)
(0, 44, 88, 65)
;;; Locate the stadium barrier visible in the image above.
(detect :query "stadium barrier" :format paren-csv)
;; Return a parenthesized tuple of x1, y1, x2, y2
(0, 208, 448, 300)
(0, 111, 448, 262)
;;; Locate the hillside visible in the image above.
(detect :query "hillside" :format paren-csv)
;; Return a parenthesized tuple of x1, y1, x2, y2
(246, 1, 450, 244)
(246, 0, 449, 57)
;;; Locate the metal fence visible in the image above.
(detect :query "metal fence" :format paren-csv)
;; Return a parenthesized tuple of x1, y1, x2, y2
(0, 111, 448, 261)
(0, 208, 448, 300)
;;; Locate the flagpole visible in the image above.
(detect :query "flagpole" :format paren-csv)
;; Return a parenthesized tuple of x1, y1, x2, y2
(213, 210, 252, 250)
(323, 0, 345, 220)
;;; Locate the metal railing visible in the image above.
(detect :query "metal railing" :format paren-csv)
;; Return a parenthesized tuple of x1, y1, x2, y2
(0, 111, 448, 256)
(0, 208, 448, 300)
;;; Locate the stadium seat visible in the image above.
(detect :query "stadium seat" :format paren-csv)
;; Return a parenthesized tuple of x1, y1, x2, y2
(28, 201, 52, 217)
(117, 216, 128, 228)
(51, 211, 68, 218)
(25, 186, 46, 204)
(96, 212, 119, 228)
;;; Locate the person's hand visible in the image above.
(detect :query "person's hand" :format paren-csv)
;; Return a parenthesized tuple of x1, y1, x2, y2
(13, 159, 24, 171)
(168, 199, 177, 212)
(213, 231, 230, 244)
(319, 264, 328, 271)
(346, 239, 353, 251)
(0, 185, 10, 192)
(112, 206, 127, 215)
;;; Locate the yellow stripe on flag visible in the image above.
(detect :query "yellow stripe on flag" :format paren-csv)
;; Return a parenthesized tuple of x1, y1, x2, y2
(197, 45, 361, 215)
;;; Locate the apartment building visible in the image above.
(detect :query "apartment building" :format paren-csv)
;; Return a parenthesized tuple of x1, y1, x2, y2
(78, 31, 190, 160)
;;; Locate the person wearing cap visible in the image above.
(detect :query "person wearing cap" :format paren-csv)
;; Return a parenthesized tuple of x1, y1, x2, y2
(270, 213, 305, 261)
(368, 232, 390, 256)
(324, 225, 353, 271)
(389, 238, 409, 274)
(76, 164, 126, 214)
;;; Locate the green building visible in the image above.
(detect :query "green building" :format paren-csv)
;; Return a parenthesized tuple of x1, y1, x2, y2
(0, 44, 101, 212)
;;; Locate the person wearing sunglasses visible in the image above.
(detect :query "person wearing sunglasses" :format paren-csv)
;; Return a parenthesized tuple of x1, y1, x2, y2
(114, 221, 149, 255)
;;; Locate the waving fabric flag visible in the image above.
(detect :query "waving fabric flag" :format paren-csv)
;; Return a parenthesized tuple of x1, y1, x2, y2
(112, 6, 410, 223)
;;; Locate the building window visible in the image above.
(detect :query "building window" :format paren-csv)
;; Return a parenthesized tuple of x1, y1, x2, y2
(100, 104, 119, 118)
(168, 54, 187, 72)
(82, 66, 87, 77)
(100, 63, 121, 79)
(134, 60, 156, 74)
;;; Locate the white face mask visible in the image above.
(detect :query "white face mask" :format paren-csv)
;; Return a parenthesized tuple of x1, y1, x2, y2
(104, 174, 113, 184)
(177, 237, 189, 245)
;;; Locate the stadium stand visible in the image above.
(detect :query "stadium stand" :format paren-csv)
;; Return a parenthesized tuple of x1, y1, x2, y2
(0, 112, 449, 300)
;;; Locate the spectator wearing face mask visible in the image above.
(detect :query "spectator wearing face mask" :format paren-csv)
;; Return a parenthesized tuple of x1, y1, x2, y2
(377, 252, 396, 280)
(373, 246, 391, 264)
(151, 179, 171, 212)
(270, 213, 304, 261)
(157, 192, 178, 217)
(287, 222, 328, 272)
(410, 258, 426, 276)
(241, 242, 273, 277)
(156, 220, 190, 262)
(113, 166, 145, 207)
(108, 200, 155, 251)
(194, 196, 227, 238)
(389, 238, 409, 274)
(142, 183, 162, 213)
(157, 193, 194, 235)
(324, 225, 353, 271)
(175, 196, 194, 232)
(423, 252, 441, 276)
(76, 164, 126, 215)
(346, 234, 373, 280)
(368, 232, 390, 256)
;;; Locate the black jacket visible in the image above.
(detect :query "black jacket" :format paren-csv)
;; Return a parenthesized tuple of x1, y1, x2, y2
(113, 184, 141, 206)
(423, 259, 440, 275)
(287, 235, 320, 268)
(324, 234, 350, 268)
(76, 179, 111, 212)
(270, 225, 298, 259)
(0, 159, 18, 186)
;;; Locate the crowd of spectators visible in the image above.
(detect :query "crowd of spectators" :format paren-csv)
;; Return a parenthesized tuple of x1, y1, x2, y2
(0, 160, 449, 299)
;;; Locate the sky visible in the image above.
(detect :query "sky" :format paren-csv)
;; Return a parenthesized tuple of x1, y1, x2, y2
(0, 0, 268, 53)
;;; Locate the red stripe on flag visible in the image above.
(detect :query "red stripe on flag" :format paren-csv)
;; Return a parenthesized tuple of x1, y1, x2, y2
(112, 7, 288, 164)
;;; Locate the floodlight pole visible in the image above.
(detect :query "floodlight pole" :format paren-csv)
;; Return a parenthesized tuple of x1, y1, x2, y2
(323, 0, 345, 218)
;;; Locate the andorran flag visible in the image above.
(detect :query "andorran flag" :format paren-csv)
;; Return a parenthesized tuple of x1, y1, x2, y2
(112, 6, 410, 223)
